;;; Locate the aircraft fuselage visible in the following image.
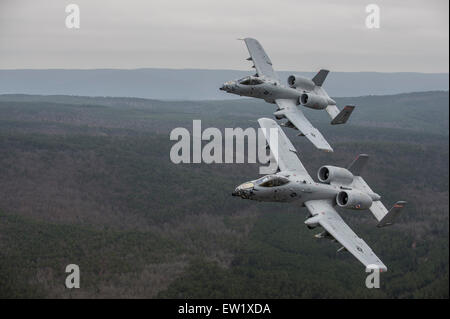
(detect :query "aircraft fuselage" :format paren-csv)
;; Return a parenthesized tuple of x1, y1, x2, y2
(232, 174, 340, 206)
(220, 78, 302, 104)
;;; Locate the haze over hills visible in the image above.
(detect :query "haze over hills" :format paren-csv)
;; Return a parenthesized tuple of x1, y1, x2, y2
(0, 69, 448, 100)
(1, 90, 448, 136)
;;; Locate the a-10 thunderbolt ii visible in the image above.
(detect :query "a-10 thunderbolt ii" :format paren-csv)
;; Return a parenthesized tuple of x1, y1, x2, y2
(220, 38, 355, 152)
(232, 118, 406, 271)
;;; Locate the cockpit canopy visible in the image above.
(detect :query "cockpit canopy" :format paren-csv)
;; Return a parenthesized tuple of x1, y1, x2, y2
(238, 76, 264, 86)
(256, 175, 290, 187)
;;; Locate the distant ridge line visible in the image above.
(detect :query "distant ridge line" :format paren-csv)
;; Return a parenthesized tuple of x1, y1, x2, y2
(0, 69, 448, 100)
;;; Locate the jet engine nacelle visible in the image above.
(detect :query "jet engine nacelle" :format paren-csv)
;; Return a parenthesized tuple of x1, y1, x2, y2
(318, 166, 354, 185)
(299, 93, 330, 110)
(287, 75, 315, 91)
(336, 190, 373, 210)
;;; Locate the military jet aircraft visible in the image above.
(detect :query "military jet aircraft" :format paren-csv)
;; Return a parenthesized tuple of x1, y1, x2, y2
(232, 118, 406, 271)
(220, 38, 355, 152)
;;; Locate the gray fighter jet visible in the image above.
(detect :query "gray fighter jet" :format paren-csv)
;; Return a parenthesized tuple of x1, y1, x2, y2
(220, 38, 355, 152)
(232, 118, 406, 271)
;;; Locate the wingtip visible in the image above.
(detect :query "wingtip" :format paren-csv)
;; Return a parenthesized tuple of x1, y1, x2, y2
(257, 117, 277, 126)
(258, 117, 275, 122)
(366, 264, 388, 272)
(394, 201, 407, 208)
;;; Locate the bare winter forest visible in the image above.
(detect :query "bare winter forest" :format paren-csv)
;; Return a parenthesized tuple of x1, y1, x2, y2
(0, 92, 448, 298)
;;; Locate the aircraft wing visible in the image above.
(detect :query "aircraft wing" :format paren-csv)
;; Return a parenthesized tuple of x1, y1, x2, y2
(243, 38, 279, 81)
(275, 99, 333, 152)
(258, 118, 313, 182)
(304, 199, 387, 271)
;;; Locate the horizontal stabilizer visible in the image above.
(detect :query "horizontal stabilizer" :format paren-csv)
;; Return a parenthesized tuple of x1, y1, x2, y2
(330, 105, 355, 125)
(377, 201, 407, 228)
(352, 176, 406, 227)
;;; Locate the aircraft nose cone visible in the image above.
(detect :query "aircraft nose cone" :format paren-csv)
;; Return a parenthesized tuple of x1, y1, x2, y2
(232, 182, 254, 199)
(232, 187, 242, 197)
(220, 81, 235, 92)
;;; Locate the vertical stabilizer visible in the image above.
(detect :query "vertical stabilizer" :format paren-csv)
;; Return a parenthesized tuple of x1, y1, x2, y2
(312, 69, 329, 86)
(348, 154, 369, 176)
(377, 201, 407, 227)
(327, 105, 355, 125)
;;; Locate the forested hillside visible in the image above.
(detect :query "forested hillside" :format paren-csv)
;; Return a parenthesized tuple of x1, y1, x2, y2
(0, 92, 448, 298)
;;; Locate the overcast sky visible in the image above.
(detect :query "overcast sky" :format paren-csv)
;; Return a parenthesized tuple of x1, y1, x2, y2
(0, 0, 448, 72)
